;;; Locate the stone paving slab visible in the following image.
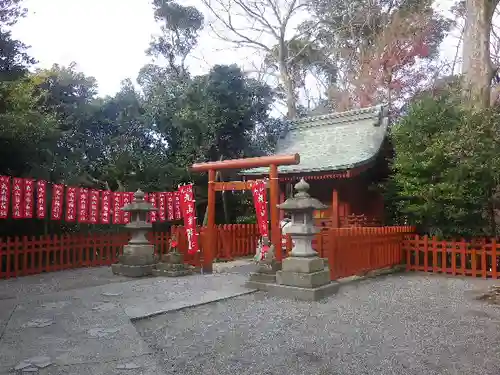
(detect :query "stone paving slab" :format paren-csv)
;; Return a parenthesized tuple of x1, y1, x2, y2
(65, 273, 254, 320)
(0, 272, 255, 374)
(0, 299, 17, 338)
(0, 292, 151, 373)
(213, 259, 256, 274)
(4, 354, 164, 375)
(0, 267, 134, 301)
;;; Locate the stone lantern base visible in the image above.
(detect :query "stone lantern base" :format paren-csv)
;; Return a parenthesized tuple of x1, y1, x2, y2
(266, 256, 339, 301)
(111, 244, 158, 277)
(152, 250, 192, 277)
(245, 259, 282, 289)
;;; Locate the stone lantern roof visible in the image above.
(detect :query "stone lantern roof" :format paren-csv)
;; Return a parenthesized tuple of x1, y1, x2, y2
(121, 189, 157, 212)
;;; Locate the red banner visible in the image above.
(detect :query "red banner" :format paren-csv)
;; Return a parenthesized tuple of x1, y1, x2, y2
(65, 187, 77, 222)
(179, 184, 193, 206)
(12, 178, 23, 219)
(148, 193, 157, 223)
(112, 192, 123, 224)
(158, 192, 167, 222)
(174, 191, 182, 220)
(166, 192, 174, 221)
(101, 190, 111, 224)
(251, 180, 269, 237)
(36, 180, 47, 219)
(89, 189, 99, 224)
(179, 184, 199, 254)
(0, 176, 10, 219)
(23, 179, 34, 218)
(77, 188, 89, 223)
(51, 184, 64, 220)
(121, 192, 132, 223)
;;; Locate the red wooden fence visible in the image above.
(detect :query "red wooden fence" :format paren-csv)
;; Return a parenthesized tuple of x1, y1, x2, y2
(0, 224, 260, 279)
(285, 226, 415, 280)
(404, 235, 500, 279)
(1, 224, 416, 280)
(171, 224, 259, 261)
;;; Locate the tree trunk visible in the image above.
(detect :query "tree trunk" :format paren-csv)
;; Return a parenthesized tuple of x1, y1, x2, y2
(276, 34, 297, 120)
(462, 0, 499, 107)
(281, 68, 297, 120)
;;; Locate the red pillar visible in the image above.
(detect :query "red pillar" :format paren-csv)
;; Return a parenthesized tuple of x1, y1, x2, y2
(205, 169, 216, 273)
(279, 185, 285, 221)
(331, 189, 339, 228)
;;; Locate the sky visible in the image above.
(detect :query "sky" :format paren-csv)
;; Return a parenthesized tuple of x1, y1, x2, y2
(10, 0, 459, 97)
(10, 0, 247, 96)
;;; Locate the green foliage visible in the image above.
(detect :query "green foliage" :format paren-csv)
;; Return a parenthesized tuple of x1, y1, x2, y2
(0, 77, 58, 177)
(235, 214, 257, 224)
(387, 92, 500, 238)
(148, 0, 204, 79)
(176, 64, 274, 162)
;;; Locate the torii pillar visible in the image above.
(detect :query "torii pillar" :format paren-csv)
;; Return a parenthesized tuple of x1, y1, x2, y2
(191, 154, 300, 273)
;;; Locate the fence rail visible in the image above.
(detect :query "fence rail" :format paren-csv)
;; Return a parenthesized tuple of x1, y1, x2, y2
(1, 224, 416, 280)
(285, 226, 414, 280)
(0, 224, 260, 279)
(405, 235, 500, 279)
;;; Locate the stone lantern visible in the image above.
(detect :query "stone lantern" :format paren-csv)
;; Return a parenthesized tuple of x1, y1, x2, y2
(111, 189, 159, 277)
(267, 178, 339, 300)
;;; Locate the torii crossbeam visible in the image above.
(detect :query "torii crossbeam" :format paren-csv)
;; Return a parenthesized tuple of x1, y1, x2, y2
(191, 154, 300, 273)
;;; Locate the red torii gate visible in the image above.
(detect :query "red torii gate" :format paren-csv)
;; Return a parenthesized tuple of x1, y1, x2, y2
(190, 154, 300, 273)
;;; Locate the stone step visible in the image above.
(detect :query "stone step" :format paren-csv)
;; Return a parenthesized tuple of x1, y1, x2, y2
(249, 273, 276, 283)
(152, 268, 192, 277)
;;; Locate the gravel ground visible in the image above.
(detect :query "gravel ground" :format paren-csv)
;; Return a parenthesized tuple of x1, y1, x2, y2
(135, 273, 500, 375)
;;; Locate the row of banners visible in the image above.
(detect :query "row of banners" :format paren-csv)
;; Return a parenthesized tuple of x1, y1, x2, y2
(0, 176, 186, 224)
(0, 175, 270, 256)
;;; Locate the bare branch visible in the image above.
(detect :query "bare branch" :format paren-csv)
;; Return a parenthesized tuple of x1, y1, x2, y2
(200, 0, 318, 118)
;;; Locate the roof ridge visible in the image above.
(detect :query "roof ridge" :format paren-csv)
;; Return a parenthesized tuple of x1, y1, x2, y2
(289, 105, 385, 130)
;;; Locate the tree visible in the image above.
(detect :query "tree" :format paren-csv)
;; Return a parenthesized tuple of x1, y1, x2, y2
(0, 76, 58, 178)
(263, 39, 337, 112)
(0, 0, 59, 178)
(388, 92, 500, 237)
(84, 80, 173, 192)
(200, 0, 322, 119)
(147, 0, 204, 80)
(307, 0, 450, 110)
(461, 0, 500, 107)
(0, 0, 34, 81)
(31, 64, 99, 184)
(174, 64, 276, 164)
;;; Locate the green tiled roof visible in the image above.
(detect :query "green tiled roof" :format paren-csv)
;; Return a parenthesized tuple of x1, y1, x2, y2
(242, 105, 388, 175)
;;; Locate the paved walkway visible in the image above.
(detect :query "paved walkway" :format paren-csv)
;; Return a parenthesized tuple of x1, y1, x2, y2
(0, 266, 255, 375)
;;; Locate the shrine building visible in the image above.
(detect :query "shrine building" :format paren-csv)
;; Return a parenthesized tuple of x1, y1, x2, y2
(240, 105, 389, 228)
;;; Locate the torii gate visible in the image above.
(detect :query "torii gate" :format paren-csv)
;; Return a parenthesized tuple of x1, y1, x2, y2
(190, 154, 300, 273)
